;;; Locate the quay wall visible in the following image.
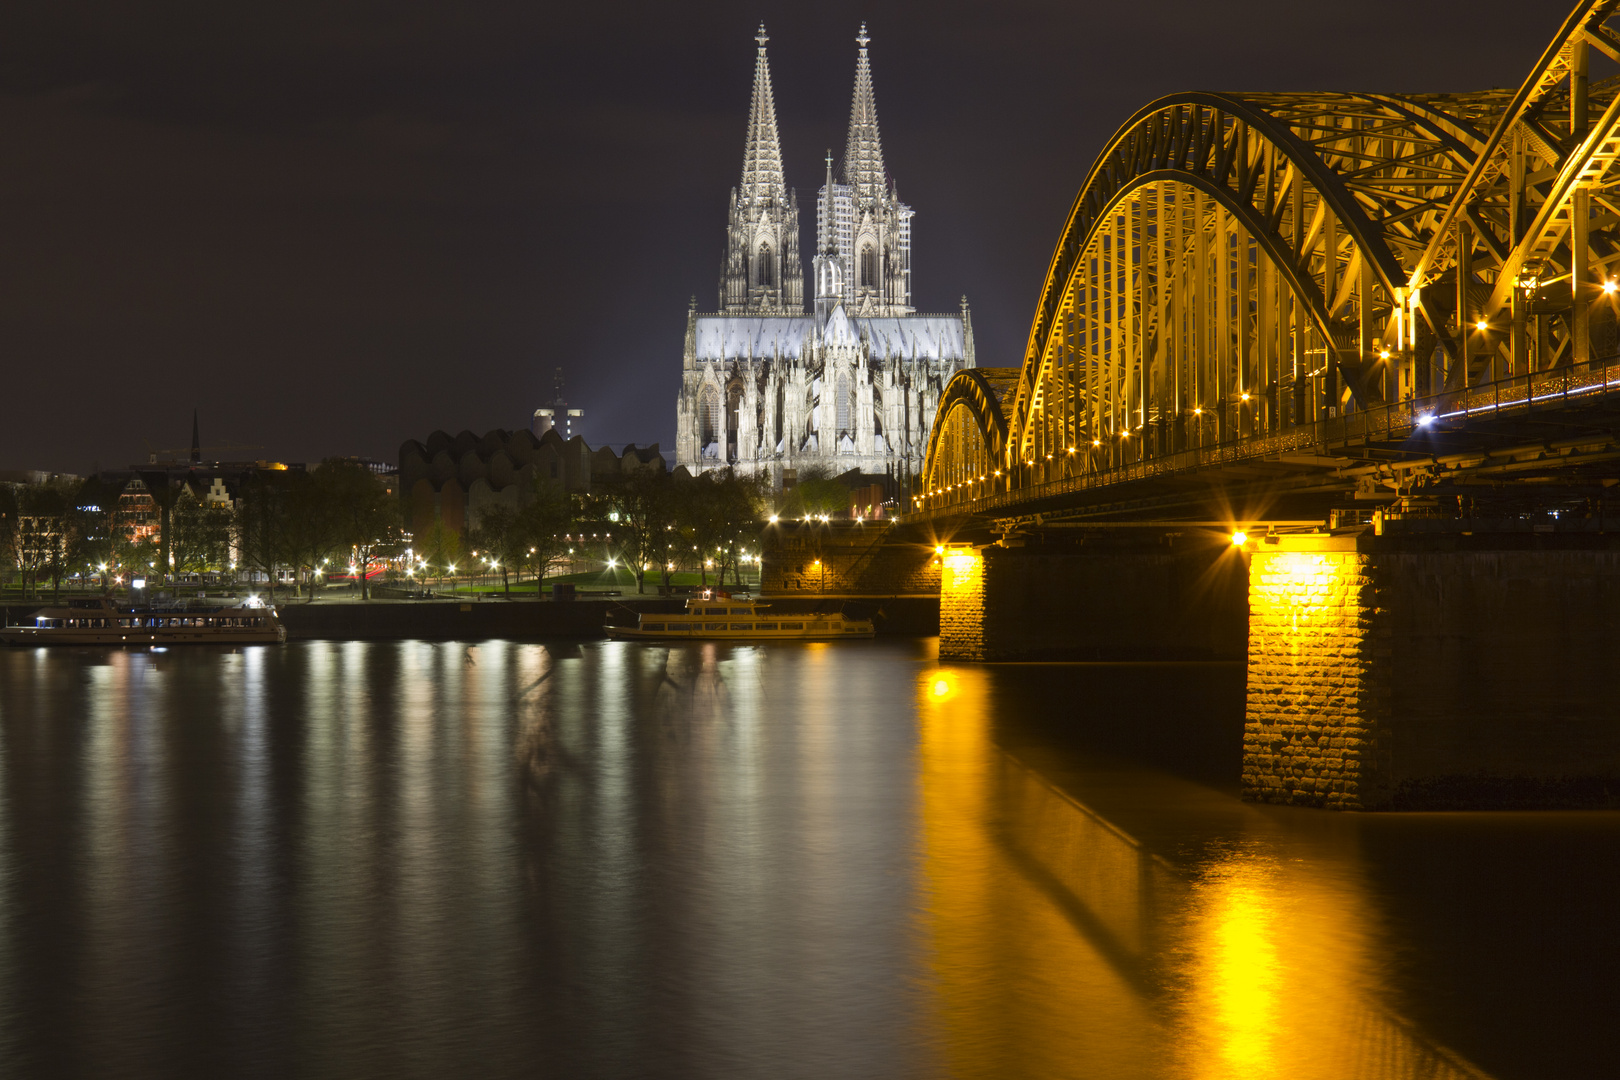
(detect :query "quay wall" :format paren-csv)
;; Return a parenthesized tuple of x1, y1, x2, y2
(3, 594, 934, 642)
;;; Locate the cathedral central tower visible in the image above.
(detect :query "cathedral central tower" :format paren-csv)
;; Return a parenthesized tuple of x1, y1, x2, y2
(720, 27, 803, 315)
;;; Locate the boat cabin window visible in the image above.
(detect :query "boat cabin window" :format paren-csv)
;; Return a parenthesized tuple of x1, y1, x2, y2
(704, 622, 725, 631)
(755, 623, 778, 630)
(809, 621, 829, 630)
(704, 607, 727, 615)
(643, 623, 665, 631)
(781, 622, 804, 630)
(729, 623, 751, 631)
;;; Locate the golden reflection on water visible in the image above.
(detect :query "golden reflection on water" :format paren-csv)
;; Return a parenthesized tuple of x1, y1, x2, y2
(915, 664, 1493, 1080)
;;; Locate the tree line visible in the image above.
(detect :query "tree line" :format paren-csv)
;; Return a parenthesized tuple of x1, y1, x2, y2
(3, 458, 871, 601)
(0, 459, 397, 601)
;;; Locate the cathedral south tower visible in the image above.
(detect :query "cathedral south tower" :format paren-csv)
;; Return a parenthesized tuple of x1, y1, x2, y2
(817, 25, 912, 318)
(720, 28, 803, 315)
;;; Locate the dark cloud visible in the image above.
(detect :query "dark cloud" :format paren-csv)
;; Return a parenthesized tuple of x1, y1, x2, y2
(0, 0, 1571, 470)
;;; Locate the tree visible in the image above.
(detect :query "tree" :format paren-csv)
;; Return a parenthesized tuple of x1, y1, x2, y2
(171, 491, 234, 576)
(136, 472, 185, 586)
(313, 460, 398, 601)
(0, 487, 16, 593)
(234, 470, 295, 602)
(280, 472, 340, 599)
(9, 483, 69, 600)
(467, 478, 573, 597)
(418, 514, 462, 589)
(468, 504, 523, 596)
(63, 492, 118, 595)
(518, 477, 572, 593)
(593, 470, 674, 595)
(779, 477, 849, 519)
(711, 471, 767, 588)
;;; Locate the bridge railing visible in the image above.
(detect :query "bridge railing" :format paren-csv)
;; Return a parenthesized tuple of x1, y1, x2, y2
(918, 355, 1620, 520)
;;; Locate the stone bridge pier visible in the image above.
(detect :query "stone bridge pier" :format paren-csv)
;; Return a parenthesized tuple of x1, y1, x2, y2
(940, 530, 1620, 810)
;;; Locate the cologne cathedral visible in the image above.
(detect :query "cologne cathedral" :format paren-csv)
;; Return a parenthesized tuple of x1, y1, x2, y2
(675, 25, 975, 486)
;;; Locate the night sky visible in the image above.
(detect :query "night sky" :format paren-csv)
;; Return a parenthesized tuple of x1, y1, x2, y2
(0, 1, 1566, 474)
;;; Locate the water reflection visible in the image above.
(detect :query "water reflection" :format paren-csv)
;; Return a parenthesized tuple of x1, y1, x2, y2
(918, 664, 1495, 1080)
(0, 643, 1610, 1078)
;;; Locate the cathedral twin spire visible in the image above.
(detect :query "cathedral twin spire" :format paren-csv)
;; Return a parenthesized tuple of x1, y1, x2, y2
(843, 24, 888, 205)
(722, 24, 904, 316)
(738, 26, 786, 207)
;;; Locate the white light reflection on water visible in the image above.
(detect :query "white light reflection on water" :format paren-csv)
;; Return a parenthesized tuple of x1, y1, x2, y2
(0, 642, 1612, 1078)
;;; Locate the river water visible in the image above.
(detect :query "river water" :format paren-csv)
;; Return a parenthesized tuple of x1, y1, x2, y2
(0, 640, 1612, 1079)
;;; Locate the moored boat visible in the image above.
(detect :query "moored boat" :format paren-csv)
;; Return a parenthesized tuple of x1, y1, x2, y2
(606, 594, 873, 641)
(0, 596, 286, 646)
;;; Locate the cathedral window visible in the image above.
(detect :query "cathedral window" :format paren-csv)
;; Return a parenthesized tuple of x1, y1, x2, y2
(836, 372, 853, 435)
(757, 244, 775, 288)
(726, 383, 744, 443)
(859, 245, 876, 288)
(699, 386, 721, 450)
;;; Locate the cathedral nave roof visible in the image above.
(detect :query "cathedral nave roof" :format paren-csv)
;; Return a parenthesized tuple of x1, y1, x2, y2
(692, 313, 968, 364)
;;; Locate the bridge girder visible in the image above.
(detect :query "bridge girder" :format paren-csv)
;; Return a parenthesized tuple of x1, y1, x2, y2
(921, 0, 1620, 520)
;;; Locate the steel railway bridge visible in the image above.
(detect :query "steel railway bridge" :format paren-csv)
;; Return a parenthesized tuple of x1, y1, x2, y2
(919, 1, 1620, 533)
(901, 2, 1620, 811)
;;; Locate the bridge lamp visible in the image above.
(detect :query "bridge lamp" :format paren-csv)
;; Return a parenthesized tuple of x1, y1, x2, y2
(1092, 439, 1101, 447)
(935, 545, 945, 555)
(1606, 280, 1619, 295)
(1379, 350, 1391, 361)
(1231, 531, 1248, 547)
(1241, 392, 1250, 402)
(1417, 414, 1435, 427)
(1067, 447, 1075, 454)
(1193, 407, 1203, 416)
(768, 514, 778, 524)
(1475, 319, 1489, 331)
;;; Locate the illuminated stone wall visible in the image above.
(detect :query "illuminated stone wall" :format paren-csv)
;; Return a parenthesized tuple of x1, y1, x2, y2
(1247, 535, 1620, 810)
(1244, 537, 1381, 809)
(938, 548, 987, 660)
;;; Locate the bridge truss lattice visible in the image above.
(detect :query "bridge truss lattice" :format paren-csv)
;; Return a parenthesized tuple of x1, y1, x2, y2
(922, 1, 1620, 515)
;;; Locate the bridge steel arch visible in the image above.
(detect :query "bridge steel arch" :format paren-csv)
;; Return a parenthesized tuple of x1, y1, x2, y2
(920, 367, 1020, 504)
(920, 0, 1620, 514)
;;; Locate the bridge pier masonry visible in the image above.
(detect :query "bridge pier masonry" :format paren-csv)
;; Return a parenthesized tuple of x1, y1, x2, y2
(1245, 530, 1620, 810)
(937, 526, 1620, 810)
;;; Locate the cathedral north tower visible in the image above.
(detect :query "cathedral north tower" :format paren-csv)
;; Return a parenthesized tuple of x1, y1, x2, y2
(720, 27, 804, 315)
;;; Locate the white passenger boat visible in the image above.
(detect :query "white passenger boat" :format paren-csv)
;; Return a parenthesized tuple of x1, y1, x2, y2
(606, 595, 874, 641)
(0, 596, 286, 646)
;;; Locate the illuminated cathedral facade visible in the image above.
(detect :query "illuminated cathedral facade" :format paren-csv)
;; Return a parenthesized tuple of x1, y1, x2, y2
(675, 25, 975, 485)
